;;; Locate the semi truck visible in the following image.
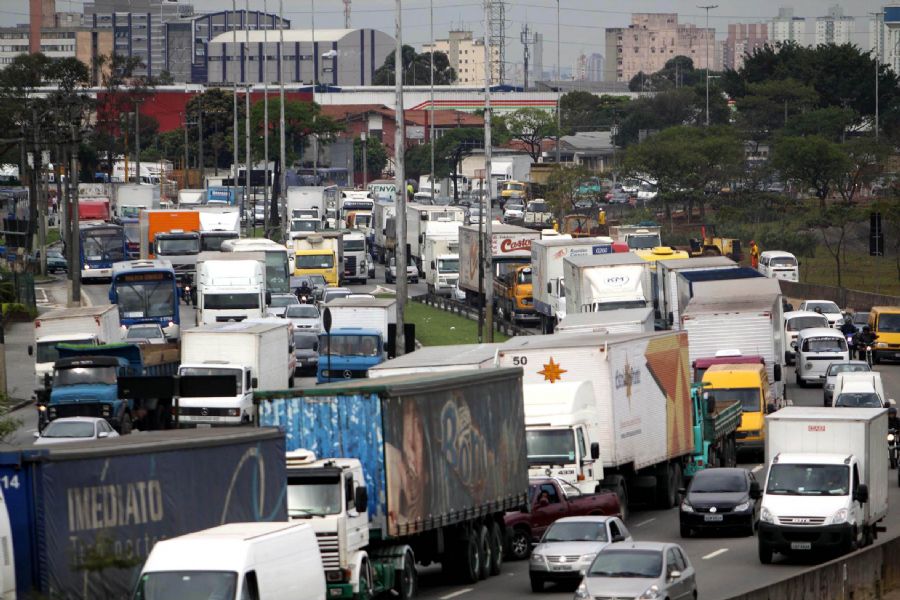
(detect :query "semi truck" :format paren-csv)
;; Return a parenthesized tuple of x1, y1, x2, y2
(497, 330, 695, 517)
(423, 234, 459, 296)
(406, 204, 466, 274)
(195, 251, 268, 325)
(458, 224, 541, 306)
(29, 304, 121, 388)
(287, 186, 336, 222)
(0, 428, 287, 598)
(341, 230, 369, 284)
(655, 256, 737, 329)
(672, 267, 766, 330)
(197, 207, 241, 251)
(493, 264, 536, 324)
(684, 383, 742, 477)
(372, 199, 396, 264)
(531, 236, 617, 333)
(177, 321, 294, 426)
(114, 183, 159, 218)
(256, 368, 529, 597)
(608, 225, 662, 250)
(563, 253, 652, 317)
(758, 407, 888, 563)
(292, 232, 344, 286)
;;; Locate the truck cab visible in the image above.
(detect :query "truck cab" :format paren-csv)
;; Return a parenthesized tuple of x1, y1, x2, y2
(868, 306, 900, 363)
(494, 264, 536, 323)
(47, 356, 130, 432)
(701, 363, 774, 453)
(341, 231, 369, 284)
(176, 362, 256, 426)
(426, 252, 459, 297)
(684, 383, 742, 477)
(316, 328, 385, 383)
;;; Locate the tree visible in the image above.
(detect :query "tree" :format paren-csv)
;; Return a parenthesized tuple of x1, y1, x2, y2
(560, 91, 629, 135)
(433, 128, 483, 201)
(806, 203, 861, 289)
(354, 136, 388, 181)
(770, 135, 850, 208)
(782, 107, 856, 142)
(545, 164, 594, 218)
(614, 87, 729, 146)
(373, 45, 456, 85)
(834, 136, 890, 204)
(734, 78, 819, 142)
(186, 88, 238, 171)
(628, 56, 705, 92)
(498, 108, 557, 162)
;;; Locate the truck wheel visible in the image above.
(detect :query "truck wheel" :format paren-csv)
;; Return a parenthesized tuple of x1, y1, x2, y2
(508, 527, 531, 560)
(119, 412, 133, 434)
(395, 549, 417, 600)
(758, 542, 773, 564)
(477, 525, 491, 580)
(656, 463, 680, 509)
(487, 521, 503, 575)
(459, 532, 480, 584)
(357, 558, 373, 600)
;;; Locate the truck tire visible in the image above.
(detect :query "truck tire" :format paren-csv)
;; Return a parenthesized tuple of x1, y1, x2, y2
(507, 526, 531, 560)
(487, 521, 503, 576)
(477, 524, 491, 580)
(656, 462, 683, 509)
(357, 558, 373, 600)
(458, 532, 480, 584)
(758, 542, 773, 564)
(601, 476, 630, 522)
(395, 549, 417, 600)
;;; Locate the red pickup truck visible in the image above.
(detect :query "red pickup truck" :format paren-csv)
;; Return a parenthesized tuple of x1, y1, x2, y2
(504, 477, 621, 560)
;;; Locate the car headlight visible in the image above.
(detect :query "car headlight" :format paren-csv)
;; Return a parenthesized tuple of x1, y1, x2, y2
(825, 384, 834, 391)
(760, 506, 775, 523)
(530, 553, 544, 563)
(579, 552, 597, 564)
(805, 363, 813, 370)
(734, 501, 751, 512)
(832, 508, 848, 524)
(681, 500, 694, 513)
(877, 342, 889, 348)
(639, 584, 662, 599)
(889, 433, 896, 443)
(574, 581, 590, 600)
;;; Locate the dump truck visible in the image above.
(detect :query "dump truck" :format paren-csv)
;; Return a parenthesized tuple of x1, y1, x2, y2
(684, 382, 743, 477)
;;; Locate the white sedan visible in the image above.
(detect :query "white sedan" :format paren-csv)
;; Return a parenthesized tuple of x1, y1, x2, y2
(266, 293, 301, 317)
(284, 304, 321, 331)
(798, 299, 844, 327)
(34, 417, 120, 446)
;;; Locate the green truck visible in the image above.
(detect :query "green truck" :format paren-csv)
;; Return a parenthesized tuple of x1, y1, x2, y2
(684, 382, 743, 477)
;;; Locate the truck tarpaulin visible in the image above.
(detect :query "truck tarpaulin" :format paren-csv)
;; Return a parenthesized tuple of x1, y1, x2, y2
(2, 428, 286, 598)
(258, 368, 528, 538)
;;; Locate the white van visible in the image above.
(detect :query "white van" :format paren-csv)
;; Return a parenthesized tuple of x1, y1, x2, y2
(793, 327, 849, 387)
(832, 372, 891, 408)
(783, 310, 830, 364)
(132, 522, 326, 600)
(758, 250, 799, 281)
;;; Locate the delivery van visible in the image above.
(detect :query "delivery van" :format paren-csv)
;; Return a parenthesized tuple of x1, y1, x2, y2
(868, 306, 900, 363)
(702, 363, 774, 453)
(793, 328, 849, 387)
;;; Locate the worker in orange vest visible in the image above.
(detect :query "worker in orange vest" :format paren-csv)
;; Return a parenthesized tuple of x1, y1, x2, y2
(750, 240, 760, 269)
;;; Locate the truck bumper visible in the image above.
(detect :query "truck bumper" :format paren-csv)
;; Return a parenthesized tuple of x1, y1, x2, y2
(177, 413, 245, 427)
(735, 432, 763, 451)
(758, 522, 853, 554)
(325, 583, 354, 599)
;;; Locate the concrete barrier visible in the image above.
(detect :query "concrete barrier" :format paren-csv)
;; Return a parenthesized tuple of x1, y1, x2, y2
(726, 535, 900, 600)
(779, 280, 900, 311)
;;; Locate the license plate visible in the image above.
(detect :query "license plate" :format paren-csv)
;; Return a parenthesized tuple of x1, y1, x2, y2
(704, 514, 724, 522)
(790, 542, 812, 550)
(550, 565, 571, 571)
(196, 423, 212, 428)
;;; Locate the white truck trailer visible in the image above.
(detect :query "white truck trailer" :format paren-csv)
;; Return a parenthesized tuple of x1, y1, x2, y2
(531, 236, 616, 333)
(194, 251, 267, 325)
(287, 186, 330, 221)
(372, 199, 396, 263)
(405, 204, 466, 274)
(556, 307, 654, 335)
(563, 253, 652, 316)
(176, 321, 293, 426)
(458, 224, 541, 305)
(497, 330, 695, 516)
(655, 256, 737, 329)
(423, 234, 459, 296)
(114, 183, 159, 219)
(759, 407, 888, 563)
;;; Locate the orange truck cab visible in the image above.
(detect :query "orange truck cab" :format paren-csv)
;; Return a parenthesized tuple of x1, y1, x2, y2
(139, 209, 202, 258)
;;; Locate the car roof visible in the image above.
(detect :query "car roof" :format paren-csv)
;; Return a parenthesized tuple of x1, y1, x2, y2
(797, 327, 844, 338)
(802, 299, 840, 307)
(551, 515, 618, 524)
(829, 360, 869, 368)
(784, 310, 827, 319)
(602, 541, 670, 552)
(46, 417, 104, 424)
(691, 467, 747, 478)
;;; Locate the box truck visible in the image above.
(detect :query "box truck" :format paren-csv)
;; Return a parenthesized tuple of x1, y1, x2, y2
(177, 321, 294, 426)
(655, 256, 737, 329)
(758, 407, 888, 563)
(256, 368, 529, 596)
(423, 234, 459, 296)
(197, 206, 241, 251)
(497, 330, 695, 516)
(556, 307, 654, 335)
(406, 204, 466, 274)
(139, 209, 201, 258)
(341, 229, 369, 284)
(563, 253, 652, 317)
(195, 252, 267, 325)
(368, 343, 501, 378)
(458, 224, 541, 305)
(673, 267, 766, 329)
(292, 232, 344, 286)
(1, 428, 287, 598)
(372, 199, 396, 264)
(114, 183, 159, 218)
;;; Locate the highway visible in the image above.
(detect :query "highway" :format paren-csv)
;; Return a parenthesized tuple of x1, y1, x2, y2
(5, 273, 900, 600)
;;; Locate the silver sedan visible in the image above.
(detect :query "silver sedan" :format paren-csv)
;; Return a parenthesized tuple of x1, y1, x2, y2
(574, 541, 697, 600)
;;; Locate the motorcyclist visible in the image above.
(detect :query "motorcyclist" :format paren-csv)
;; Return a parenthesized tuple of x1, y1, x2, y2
(889, 406, 900, 432)
(839, 315, 858, 358)
(855, 325, 878, 361)
(296, 280, 312, 303)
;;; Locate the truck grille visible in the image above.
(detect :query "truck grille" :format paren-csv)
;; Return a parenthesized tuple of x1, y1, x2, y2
(779, 516, 827, 526)
(179, 407, 233, 416)
(51, 403, 105, 418)
(344, 256, 357, 275)
(315, 532, 340, 570)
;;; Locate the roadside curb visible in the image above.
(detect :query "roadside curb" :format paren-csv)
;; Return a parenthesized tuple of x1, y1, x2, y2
(7, 398, 33, 412)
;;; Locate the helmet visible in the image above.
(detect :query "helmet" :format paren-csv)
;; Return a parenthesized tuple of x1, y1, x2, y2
(863, 325, 871, 332)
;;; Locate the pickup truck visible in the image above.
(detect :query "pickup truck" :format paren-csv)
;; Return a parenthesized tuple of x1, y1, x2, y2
(504, 477, 621, 560)
(685, 383, 743, 477)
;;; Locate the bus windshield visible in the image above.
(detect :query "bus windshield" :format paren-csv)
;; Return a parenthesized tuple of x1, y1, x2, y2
(265, 251, 290, 294)
(114, 276, 177, 319)
(81, 229, 126, 263)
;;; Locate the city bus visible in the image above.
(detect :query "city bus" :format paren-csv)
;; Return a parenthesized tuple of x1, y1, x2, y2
(79, 224, 127, 281)
(109, 259, 181, 340)
(220, 238, 291, 296)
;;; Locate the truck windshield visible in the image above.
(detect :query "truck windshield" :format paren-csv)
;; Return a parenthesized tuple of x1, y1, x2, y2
(296, 254, 334, 269)
(54, 366, 117, 386)
(526, 429, 576, 464)
(292, 209, 318, 219)
(157, 236, 200, 255)
(287, 475, 342, 516)
(203, 293, 259, 310)
(343, 239, 366, 252)
(707, 388, 761, 413)
(627, 235, 660, 250)
(133, 571, 237, 600)
(36, 338, 95, 364)
(834, 392, 882, 408)
(200, 233, 238, 252)
(879, 314, 900, 332)
(321, 334, 380, 357)
(518, 269, 532, 285)
(802, 337, 847, 352)
(766, 464, 849, 496)
(438, 258, 459, 273)
(291, 219, 319, 232)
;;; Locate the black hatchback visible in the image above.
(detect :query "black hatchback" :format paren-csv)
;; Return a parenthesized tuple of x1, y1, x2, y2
(679, 468, 761, 537)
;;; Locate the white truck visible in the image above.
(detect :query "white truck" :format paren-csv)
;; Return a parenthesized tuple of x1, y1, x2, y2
(177, 189, 205, 207)
(498, 330, 696, 516)
(287, 186, 330, 221)
(29, 305, 121, 387)
(195, 251, 267, 325)
(458, 224, 541, 304)
(563, 253, 652, 316)
(681, 279, 786, 403)
(197, 207, 241, 251)
(406, 204, 466, 274)
(340, 230, 369, 284)
(325, 297, 396, 345)
(114, 183, 159, 219)
(556, 307, 654, 335)
(372, 199, 396, 264)
(673, 267, 768, 330)
(655, 256, 737, 329)
(423, 234, 459, 296)
(608, 225, 662, 250)
(759, 407, 888, 563)
(367, 343, 501, 378)
(531, 237, 616, 333)
(177, 321, 293, 426)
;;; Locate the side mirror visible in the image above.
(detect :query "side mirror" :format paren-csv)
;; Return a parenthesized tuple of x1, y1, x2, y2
(677, 487, 686, 497)
(590, 442, 600, 460)
(251, 377, 259, 389)
(33, 431, 40, 439)
(856, 483, 869, 504)
(668, 570, 682, 581)
(354, 486, 368, 513)
(774, 364, 782, 382)
(611, 534, 625, 543)
(750, 481, 762, 499)
(98, 431, 109, 439)
(790, 341, 798, 350)
(27, 345, 33, 356)
(767, 403, 777, 414)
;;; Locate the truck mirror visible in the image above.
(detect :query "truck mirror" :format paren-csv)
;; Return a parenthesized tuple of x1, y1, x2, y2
(590, 442, 600, 460)
(33, 431, 40, 439)
(855, 483, 869, 504)
(354, 486, 368, 513)
(706, 394, 716, 415)
(750, 481, 761, 499)
(611, 534, 625, 543)
(27, 345, 33, 356)
(251, 377, 259, 390)
(790, 341, 798, 350)
(774, 364, 782, 382)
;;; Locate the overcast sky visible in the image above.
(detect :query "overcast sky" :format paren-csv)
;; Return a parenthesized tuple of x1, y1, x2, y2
(0, 1, 890, 73)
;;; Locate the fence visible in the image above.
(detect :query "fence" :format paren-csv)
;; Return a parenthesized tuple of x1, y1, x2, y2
(779, 280, 900, 311)
(412, 293, 535, 338)
(0, 270, 35, 310)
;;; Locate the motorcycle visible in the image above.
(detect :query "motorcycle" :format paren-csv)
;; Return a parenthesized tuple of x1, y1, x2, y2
(863, 344, 875, 367)
(889, 428, 900, 470)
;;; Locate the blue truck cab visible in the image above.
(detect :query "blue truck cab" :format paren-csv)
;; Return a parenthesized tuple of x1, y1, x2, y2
(316, 327, 385, 383)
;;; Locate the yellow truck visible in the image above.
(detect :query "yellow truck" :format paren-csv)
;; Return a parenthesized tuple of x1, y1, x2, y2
(493, 264, 536, 324)
(868, 306, 900, 364)
(292, 232, 344, 286)
(701, 363, 774, 453)
(500, 180, 527, 203)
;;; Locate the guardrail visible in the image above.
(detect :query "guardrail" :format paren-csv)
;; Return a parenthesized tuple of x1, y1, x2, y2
(411, 293, 535, 338)
(779, 280, 900, 311)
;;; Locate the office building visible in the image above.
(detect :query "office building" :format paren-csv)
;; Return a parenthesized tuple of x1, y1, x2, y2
(422, 30, 500, 86)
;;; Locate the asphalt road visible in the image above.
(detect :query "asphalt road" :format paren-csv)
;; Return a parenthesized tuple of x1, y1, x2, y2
(6, 273, 900, 600)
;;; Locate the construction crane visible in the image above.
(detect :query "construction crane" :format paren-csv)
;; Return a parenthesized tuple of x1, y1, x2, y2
(343, 0, 351, 28)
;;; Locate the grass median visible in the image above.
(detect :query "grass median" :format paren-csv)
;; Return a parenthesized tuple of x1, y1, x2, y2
(404, 300, 510, 346)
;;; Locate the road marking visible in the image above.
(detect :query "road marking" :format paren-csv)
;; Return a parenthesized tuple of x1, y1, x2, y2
(752, 465, 763, 473)
(702, 548, 729, 560)
(440, 589, 473, 600)
(635, 518, 656, 527)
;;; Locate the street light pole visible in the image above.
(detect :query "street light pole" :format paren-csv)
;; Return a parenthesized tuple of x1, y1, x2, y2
(555, 0, 561, 164)
(698, 4, 718, 127)
(278, 0, 286, 229)
(263, 0, 270, 232)
(483, 0, 494, 342)
(232, 0, 241, 233)
(394, 0, 407, 356)
(429, 0, 435, 203)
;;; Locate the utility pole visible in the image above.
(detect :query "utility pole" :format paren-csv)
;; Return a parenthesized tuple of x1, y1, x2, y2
(483, 0, 494, 341)
(135, 99, 142, 185)
(183, 112, 189, 177)
(279, 0, 287, 230)
(361, 131, 368, 188)
(698, 4, 718, 126)
(312, 0, 318, 184)
(429, 0, 435, 203)
(521, 24, 531, 90)
(232, 0, 241, 234)
(263, 0, 270, 231)
(394, 0, 407, 356)
(31, 110, 46, 276)
(197, 102, 204, 182)
(870, 12, 882, 140)
(69, 125, 80, 306)
(555, 0, 561, 164)
(245, 0, 252, 231)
